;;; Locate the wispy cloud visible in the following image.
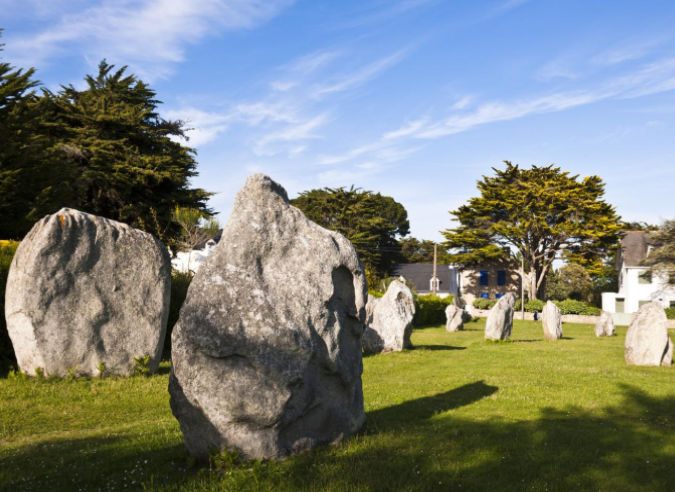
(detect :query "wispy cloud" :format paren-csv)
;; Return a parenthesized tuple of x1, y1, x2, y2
(378, 55, 675, 139)
(253, 114, 330, 156)
(311, 50, 408, 98)
(6, 0, 295, 80)
(270, 50, 343, 92)
(338, 0, 440, 29)
(487, 0, 534, 17)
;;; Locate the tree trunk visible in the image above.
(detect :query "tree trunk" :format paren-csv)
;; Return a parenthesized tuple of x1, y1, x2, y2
(528, 265, 538, 300)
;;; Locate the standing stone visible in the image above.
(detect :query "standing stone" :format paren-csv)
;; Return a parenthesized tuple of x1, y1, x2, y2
(485, 293, 515, 340)
(445, 305, 464, 332)
(362, 280, 415, 354)
(169, 174, 367, 461)
(365, 294, 379, 326)
(5, 208, 170, 377)
(594, 311, 615, 337)
(542, 301, 563, 340)
(625, 302, 673, 367)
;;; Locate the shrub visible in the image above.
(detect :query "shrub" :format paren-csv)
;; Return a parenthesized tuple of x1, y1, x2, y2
(665, 307, 675, 320)
(414, 295, 454, 326)
(0, 241, 19, 363)
(368, 290, 384, 299)
(472, 298, 498, 310)
(166, 269, 193, 353)
(554, 299, 602, 316)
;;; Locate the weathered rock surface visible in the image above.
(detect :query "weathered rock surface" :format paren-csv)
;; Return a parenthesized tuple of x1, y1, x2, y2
(485, 293, 515, 340)
(5, 208, 170, 377)
(594, 311, 615, 337)
(445, 305, 464, 332)
(362, 280, 415, 354)
(542, 301, 563, 340)
(169, 174, 367, 461)
(365, 294, 379, 326)
(625, 302, 672, 367)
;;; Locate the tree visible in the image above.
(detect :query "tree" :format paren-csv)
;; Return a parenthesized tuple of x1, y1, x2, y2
(546, 263, 594, 302)
(0, 57, 212, 241)
(172, 207, 220, 273)
(398, 237, 453, 264)
(0, 28, 49, 239)
(643, 219, 675, 285)
(442, 162, 622, 300)
(291, 186, 409, 282)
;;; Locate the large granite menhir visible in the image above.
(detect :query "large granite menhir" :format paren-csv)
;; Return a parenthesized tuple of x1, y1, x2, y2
(542, 301, 563, 340)
(362, 280, 415, 354)
(169, 174, 367, 461)
(485, 293, 515, 340)
(5, 208, 171, 377)
(625, 302, 673, 367)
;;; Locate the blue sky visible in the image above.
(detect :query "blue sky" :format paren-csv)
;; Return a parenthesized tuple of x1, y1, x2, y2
(2, 0, 675, 241)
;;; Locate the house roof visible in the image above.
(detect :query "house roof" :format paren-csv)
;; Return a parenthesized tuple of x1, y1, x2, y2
(618, 231, 659, 267)
(391, 263, 454, 293)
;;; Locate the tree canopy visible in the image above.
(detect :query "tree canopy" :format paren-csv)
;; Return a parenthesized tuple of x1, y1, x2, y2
(546, 263, 594, 302)
(0, 50, 212, 242)
(442, 162, 622, 300)
(398, 237, 452, 264)
(291, 186, 409, 283)
(643, 219, 675, 285)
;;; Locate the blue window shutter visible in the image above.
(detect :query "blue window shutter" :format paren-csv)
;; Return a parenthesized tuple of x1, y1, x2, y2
(497, 270, 506, 286)
(481, 292, 489, 299)
(480, 270, 489, 286)
(495, 293, 503, 299)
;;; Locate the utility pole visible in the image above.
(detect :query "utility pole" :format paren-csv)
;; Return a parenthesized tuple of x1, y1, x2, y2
(433, 243, 438, 297)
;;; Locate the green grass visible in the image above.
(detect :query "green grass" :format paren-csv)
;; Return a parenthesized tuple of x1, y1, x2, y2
(1, 319, 675, 492)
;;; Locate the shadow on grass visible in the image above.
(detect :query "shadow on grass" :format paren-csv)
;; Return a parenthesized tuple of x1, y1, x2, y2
(3, 384, 675, 492)
(413, 345, 467, 351)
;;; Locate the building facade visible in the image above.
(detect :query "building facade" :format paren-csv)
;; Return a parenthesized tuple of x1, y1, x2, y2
(457, 260, 521, 307)
(602, 231, 675, 314)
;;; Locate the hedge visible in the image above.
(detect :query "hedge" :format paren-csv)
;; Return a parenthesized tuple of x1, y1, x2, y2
(666, 308, 675, 320)
(0, 241, 20, 363)
(414, 295, 455, 326)
(472, 297, 602, 316)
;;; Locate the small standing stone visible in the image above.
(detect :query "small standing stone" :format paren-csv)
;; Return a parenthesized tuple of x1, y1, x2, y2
(445, 305, 464, 332)
(594, 311, 615, 337)
(542, 301, 563, 340)
(362, 280, 416, 354)
(485, 293, 515, 341)
(625, 302, 673, 367)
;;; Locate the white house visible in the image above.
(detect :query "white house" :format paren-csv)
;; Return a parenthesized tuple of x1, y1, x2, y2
(171, 231, 222, 273)
(602, 231, 675, 315)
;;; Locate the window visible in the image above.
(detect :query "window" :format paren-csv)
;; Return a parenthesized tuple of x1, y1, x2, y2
(495, 293, 504, 299)
(480, 270, 489, 286)
(638, 272, 651, 285)
(638, 300, 650, 308)
(670, 301, 675, 308)
(497, 270, 506, 286)
(616, 298, 625, 313)
(480, 292, 489, 299)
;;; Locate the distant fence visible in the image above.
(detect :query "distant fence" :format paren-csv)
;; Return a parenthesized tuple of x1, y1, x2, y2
(471, 309, 675, 329)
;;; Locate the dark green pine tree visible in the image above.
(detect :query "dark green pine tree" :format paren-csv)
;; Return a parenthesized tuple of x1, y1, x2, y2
(46, 61, 213, 243)
(291, 186, 409, 283)
(0, 28, 61, 239)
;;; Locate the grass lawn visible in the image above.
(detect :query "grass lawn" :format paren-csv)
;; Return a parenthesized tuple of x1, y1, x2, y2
(1, 319, 674, 492)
